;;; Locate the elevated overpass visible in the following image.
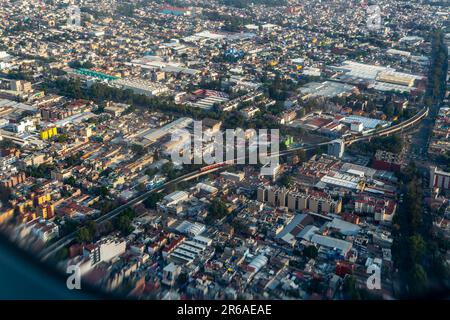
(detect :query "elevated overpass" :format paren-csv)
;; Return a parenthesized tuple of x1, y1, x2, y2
(343, 107, 429, 145)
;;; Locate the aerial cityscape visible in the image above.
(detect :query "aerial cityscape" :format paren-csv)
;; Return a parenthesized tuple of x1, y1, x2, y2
(0, 0, 448, 302)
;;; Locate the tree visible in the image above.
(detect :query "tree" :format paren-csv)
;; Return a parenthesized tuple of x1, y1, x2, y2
(77, 226, 93, 243)
(145, 167, 158, 177)
(86, 220, 97, 239)
(115, 208, 136, 236)
(131, 144, 145, 156)
(409, 234, 426, 262)
(95, 186, 109, 198)
(143, 193, 163, 209)
(60, 219, 79, 236)
(342, 276, 361, 300)
(137, 183, 147, 193)
(64, 176, 79, 188)
(409, 264, 428, 296)
(56, 248, 69, 261)
(279, 174, 292, 188)
(101, 220, 114, 236)
(206, 199, 228, 224)
(176, 272, 189, 287)
(308, 276, 325, 295)
(426, 30, 448, 104)
(55, 134, 69, 143)
(352, 134, 403, 155)
(384, 102, 395, 118)
(303, 245, 318, 259)
(116, 3, 135, 17)
(116, 215, 132, 235)
(162, 161, 177, 180)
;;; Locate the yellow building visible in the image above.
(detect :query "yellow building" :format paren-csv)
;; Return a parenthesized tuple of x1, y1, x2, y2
(16, 200, 33, 214)
(36, 203, 55, 219)
(35, 193, 51, 206)
(0, 208, 14, 224)
(19, 212, 36, 223)
(40, 127, 58, 140)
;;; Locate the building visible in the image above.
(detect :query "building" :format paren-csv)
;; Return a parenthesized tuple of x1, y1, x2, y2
(327, 139, 345, 158)
(188, 90, 229, 110)
(430, 166, 450, 191)
(162, 263, 181, 286)
(158, 191, 191, 214)
(300, 81, 356, 98)
(310, 234, 352, 257)
(132, 117, 193, 147)
(341, 115, 390, 131)
(111, 78, 169, 97)
(202, 118, 222, 134)
(160, 5, 191, 16)
(1, 172, 26, 188)
(104, 102, 128, 117)
(195, 183, 218, 196)
(372, 150, 402, 172)
(174, 220, 206, 237)
(9, 118, 34, 133)
(0, 208, 14, 224)
(220, 171, 244, 182)
(350, 121, 364, 132)
(257, 186, 342, 214)
(354, 195, 396, 223)
(10, 80, 32, 93)
(19, 219, 60, 243)
(278, 110, 297, 124)
(168, 238, 211, 265)
(376, 71, 417, 87)
(83, 237, 126, 266)
(275, 213, 314, 244)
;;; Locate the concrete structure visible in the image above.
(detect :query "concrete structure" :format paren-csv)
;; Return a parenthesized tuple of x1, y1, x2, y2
(430, 166, 450, 190)
(132, 117, 193, 147)
(83, 237, 126, 266)
(111, 78, 169, 97)
(258, 186, 342, 215)
(162, 263, 181, 286)
(327, 139, 345, 158)
(373, 150, 402, 172)
(350, 121, 364, 132)
(220, 171, 244, 182)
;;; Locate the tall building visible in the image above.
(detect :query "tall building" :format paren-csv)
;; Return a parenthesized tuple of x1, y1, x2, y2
(10, 80, 32, 93)
(327, 139, 345, 158)
(83, 238, 126, 266)
(257, 186, 342, 214)
(162, 263, 181, 286)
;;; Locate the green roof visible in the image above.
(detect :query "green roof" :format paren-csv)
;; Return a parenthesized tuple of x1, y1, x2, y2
(74, 68, 118, 81)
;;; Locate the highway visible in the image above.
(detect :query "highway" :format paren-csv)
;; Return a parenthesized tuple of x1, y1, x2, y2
(39, 107, 428, 261)
(343, 107, 429, 145)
